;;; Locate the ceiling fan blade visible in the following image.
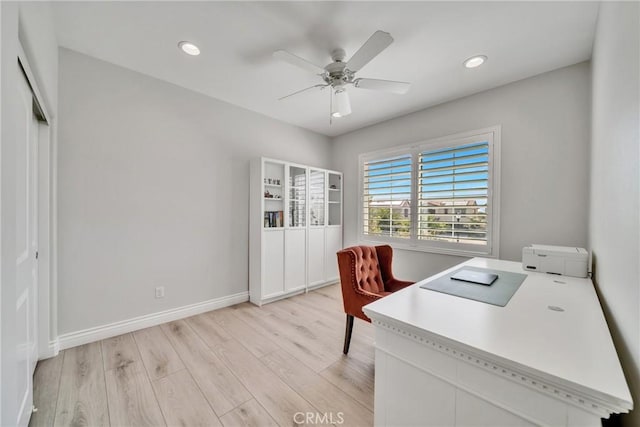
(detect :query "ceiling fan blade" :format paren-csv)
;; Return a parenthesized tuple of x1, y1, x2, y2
(346, 31, 394, 72)
(273, 50, 326, 75)
(278, 84, 328, 101)
(353, 78, 410, 94)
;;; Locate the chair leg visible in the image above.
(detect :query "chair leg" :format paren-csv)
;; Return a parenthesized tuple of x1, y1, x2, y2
(343, 314, 355, 354)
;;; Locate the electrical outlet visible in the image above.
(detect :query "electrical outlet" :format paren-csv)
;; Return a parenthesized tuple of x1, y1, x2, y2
(155, 286, 165, 299)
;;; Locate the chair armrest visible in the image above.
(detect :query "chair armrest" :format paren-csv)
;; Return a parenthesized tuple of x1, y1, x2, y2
(385, 278, 414, 293)
(343, 285, 385, 322)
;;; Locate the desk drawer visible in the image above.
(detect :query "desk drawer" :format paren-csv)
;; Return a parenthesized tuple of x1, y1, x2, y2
(457, 362, 566, 425)
(378, 327, 457, 383)
(456, 389, 535, 426)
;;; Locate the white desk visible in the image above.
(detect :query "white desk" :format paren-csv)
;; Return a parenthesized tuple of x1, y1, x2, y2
(363, 258, 632, 426)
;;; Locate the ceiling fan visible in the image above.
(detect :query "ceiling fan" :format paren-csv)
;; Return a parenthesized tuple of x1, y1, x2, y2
(273, 30, 410, 121)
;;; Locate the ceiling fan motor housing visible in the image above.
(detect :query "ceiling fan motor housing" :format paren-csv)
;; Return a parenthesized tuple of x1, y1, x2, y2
(324, 60, 354, 87)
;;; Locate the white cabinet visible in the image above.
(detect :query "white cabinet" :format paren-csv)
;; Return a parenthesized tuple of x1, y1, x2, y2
(250, 158, 343, 305)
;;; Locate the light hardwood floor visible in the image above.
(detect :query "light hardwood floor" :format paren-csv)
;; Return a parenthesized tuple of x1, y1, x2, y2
(30, 284, 375, 427)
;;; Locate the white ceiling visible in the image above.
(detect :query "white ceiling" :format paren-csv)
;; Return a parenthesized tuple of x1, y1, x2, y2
(52, 1, 599, 137)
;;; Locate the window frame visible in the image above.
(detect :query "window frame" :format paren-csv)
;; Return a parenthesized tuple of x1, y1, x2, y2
(358, 126, 501, 258)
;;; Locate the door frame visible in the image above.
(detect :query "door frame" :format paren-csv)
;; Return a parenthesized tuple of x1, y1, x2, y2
(17, 43, 58, 360)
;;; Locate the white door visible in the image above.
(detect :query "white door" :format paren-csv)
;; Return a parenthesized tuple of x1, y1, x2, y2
(15, 67, 39, 427)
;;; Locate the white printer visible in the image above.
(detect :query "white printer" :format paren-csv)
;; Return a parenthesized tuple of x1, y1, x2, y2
(522, 244, 589, 278)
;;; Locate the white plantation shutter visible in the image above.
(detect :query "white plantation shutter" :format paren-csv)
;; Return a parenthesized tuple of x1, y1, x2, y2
(362, 154, 412, 238)
(359, 128, 499, 257)
(417, 142, 489, 247)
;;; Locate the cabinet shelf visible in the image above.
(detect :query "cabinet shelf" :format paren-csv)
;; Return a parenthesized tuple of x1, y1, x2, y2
(264, 184, 282, 188)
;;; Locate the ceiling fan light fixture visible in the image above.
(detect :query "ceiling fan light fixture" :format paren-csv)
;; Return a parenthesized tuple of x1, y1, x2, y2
(463, 55, 487, 69)
(332, 88, 351, 118)
(178, 41, 200, 56)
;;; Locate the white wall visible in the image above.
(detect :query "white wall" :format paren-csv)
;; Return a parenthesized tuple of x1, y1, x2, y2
(0, 1, 58, 425)
(57, 49, 331, 335)
(590, 2, 640, 426)
(332, 62, 591, 281)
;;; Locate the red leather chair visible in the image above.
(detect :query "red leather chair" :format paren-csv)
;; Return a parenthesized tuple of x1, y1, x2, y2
(336, 245, 413, 354)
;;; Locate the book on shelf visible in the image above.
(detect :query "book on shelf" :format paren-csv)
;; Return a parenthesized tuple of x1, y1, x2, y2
(264, 210, 284, 228)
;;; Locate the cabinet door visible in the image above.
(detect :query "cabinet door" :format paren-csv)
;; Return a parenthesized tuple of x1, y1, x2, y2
(285, 229, 306, 291)
(262, 161, 285, 228)
(308, 228, 325, 286)
(288, 166, 306, 228)
(309, 169, 325, 226)
(263, 230, 285, 297)
(324, 227, 342, 281)
(327, 173, 342, 226)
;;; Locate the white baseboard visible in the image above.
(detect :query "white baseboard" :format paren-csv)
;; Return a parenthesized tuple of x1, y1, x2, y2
(58, 291, 249, 351)
(307, 279, 339, 291)
(39, 339, 61, 360)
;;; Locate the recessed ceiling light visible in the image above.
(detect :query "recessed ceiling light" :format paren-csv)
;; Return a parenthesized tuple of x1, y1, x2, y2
(464, 55, 487, 69)
(178, 41, 200, 56)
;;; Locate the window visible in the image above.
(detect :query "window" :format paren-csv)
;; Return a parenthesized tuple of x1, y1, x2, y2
(362, 154, 412, 239)
(360, 127, 500, 257)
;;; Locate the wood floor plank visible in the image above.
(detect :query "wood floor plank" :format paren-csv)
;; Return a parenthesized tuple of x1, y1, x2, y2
(262, 349, 373, 426)
(152, 370, 221, 427)
(213, 338, 317, 426)
(260, 301, 345, 353)
(292, 290, 375, 341)
(268, 298, 371, 347)
(207, 307, 280, 358)
(54, 342, 110, 427)
(160, 320, 252, 416)
(133, 326, 184, 381)
(30, 352, 64, 427)
(219, 399, 278, 427)
(289, 289, 379, 358)
(101, 333, 141, 371)
(313, 284, 342, 301)
(231, 303, 337, 372)
(274, 297, 376, 365)
(319, 355, 375, 411)
(104, 361, 165, 426)
(185, 312, 233, 345)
